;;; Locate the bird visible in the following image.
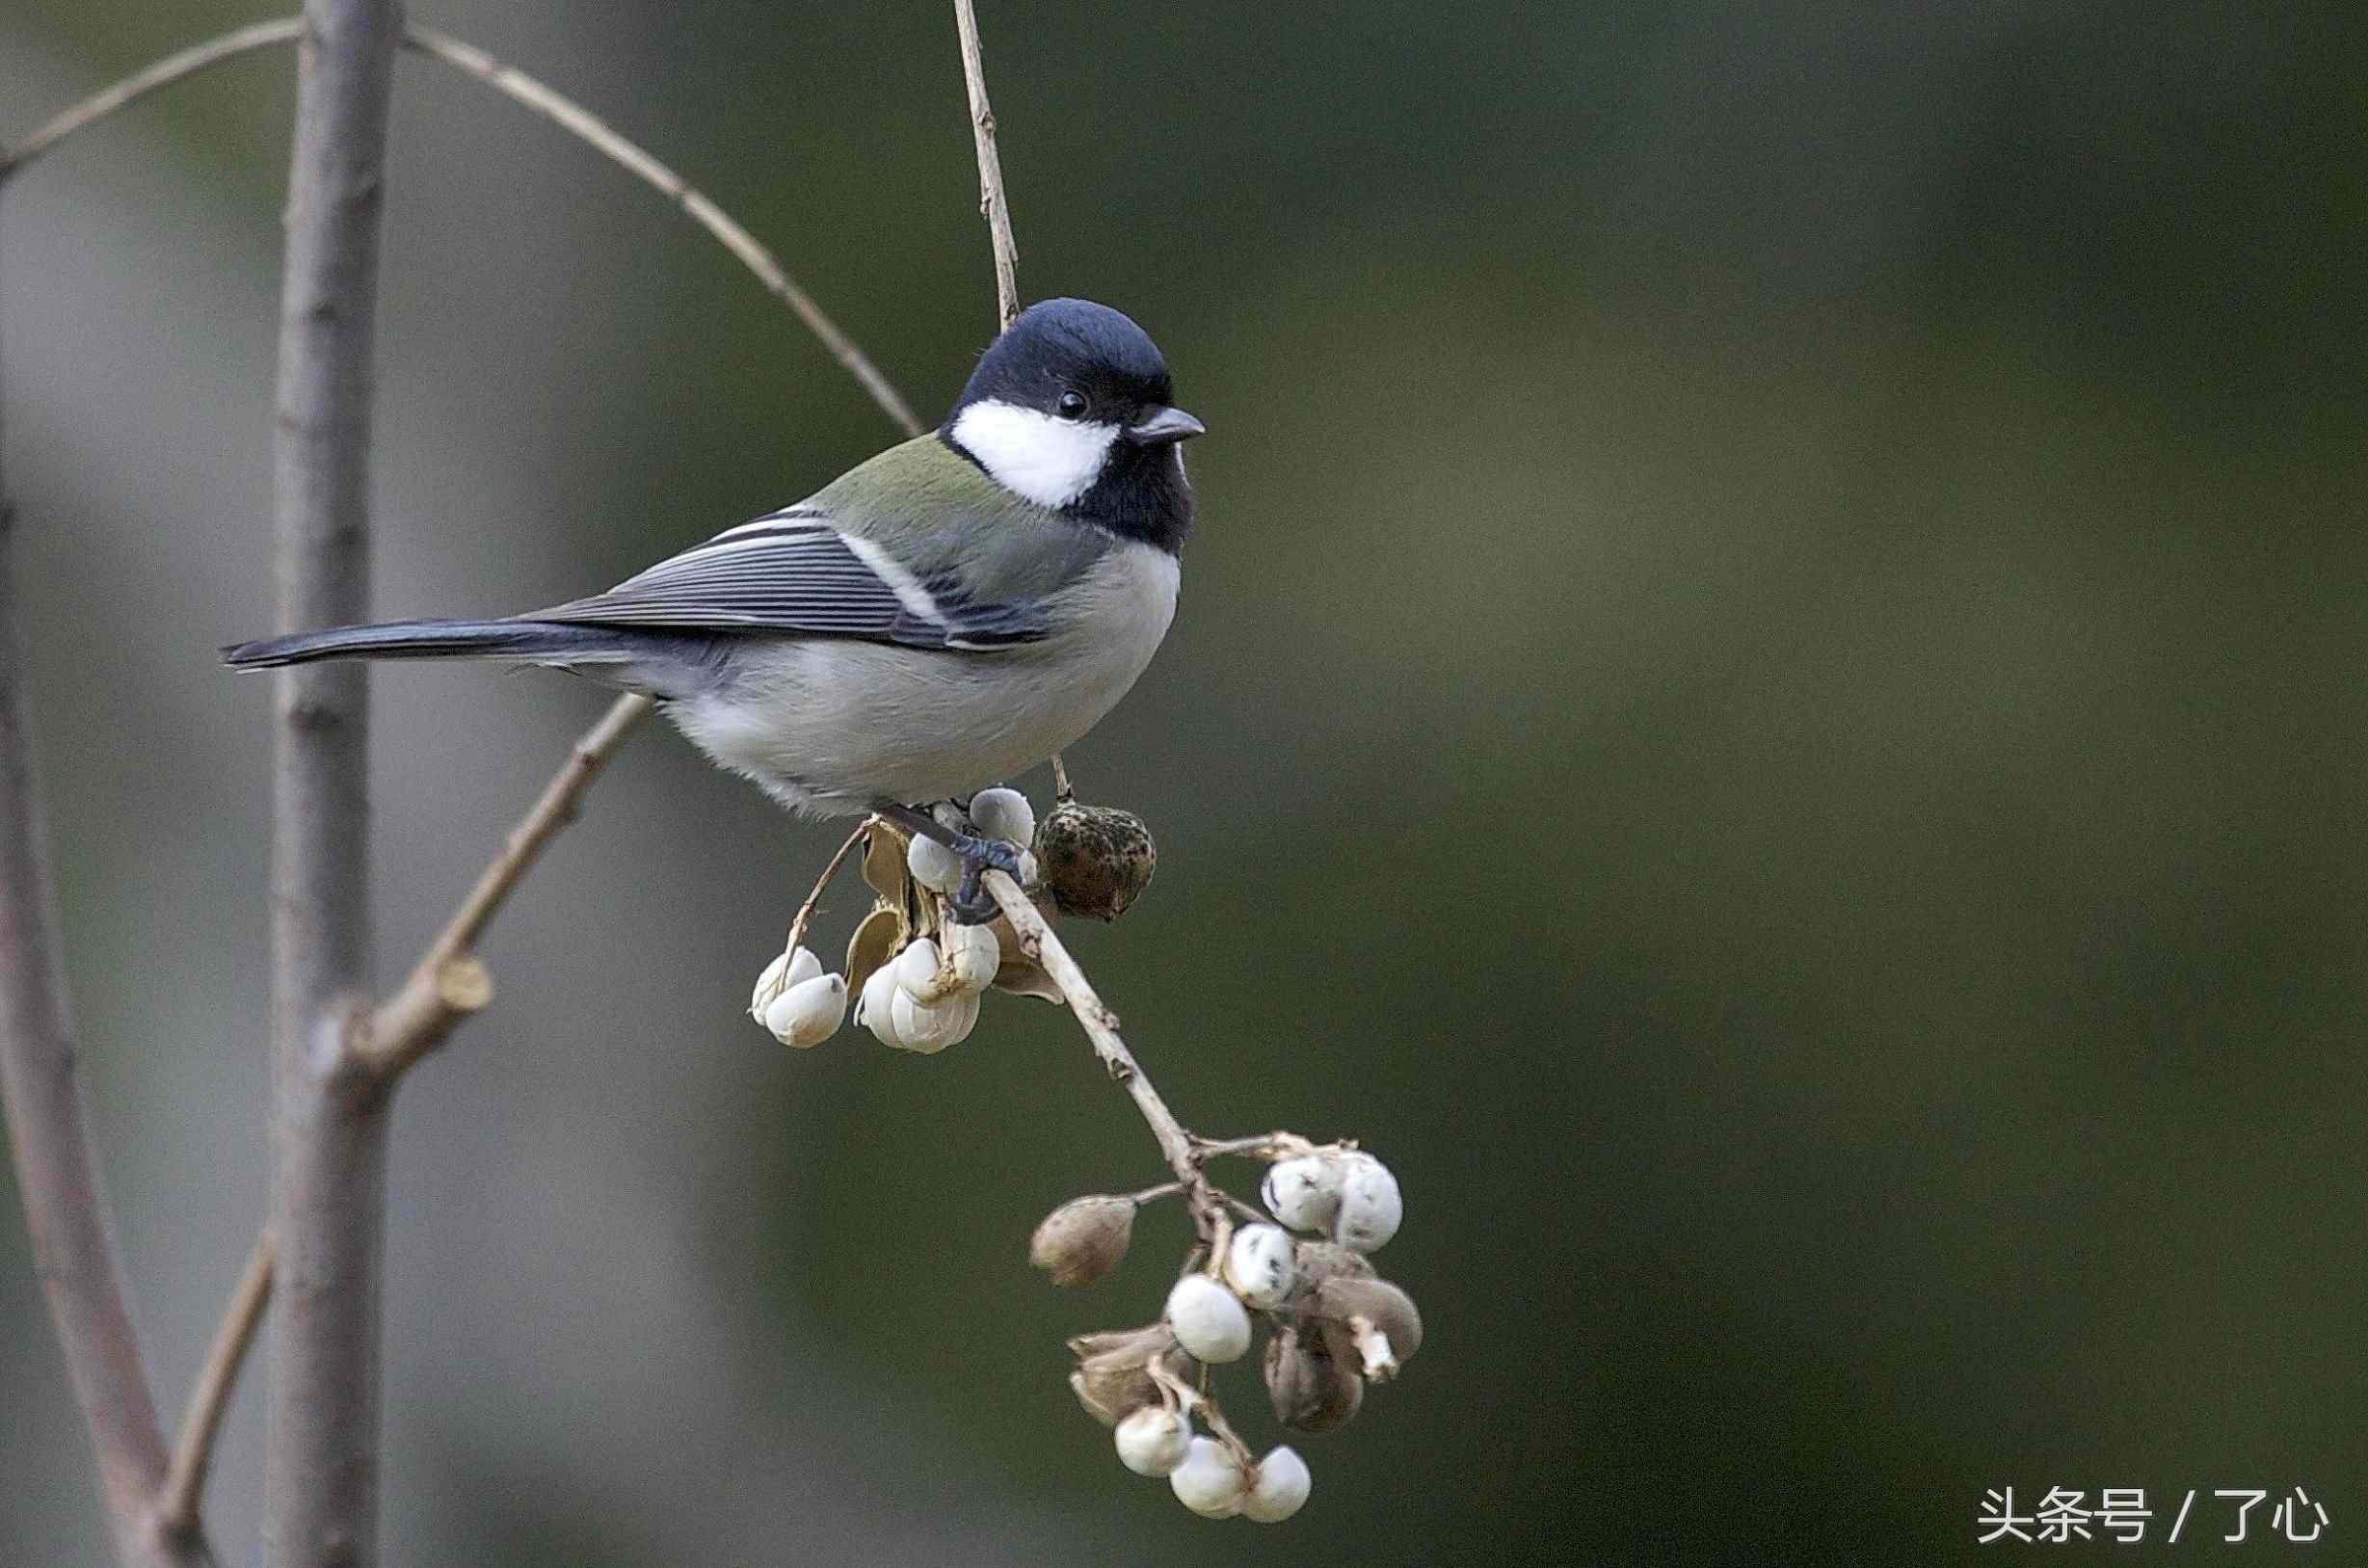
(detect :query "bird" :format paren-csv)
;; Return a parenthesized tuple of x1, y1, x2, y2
(225, 297, 1203, 917)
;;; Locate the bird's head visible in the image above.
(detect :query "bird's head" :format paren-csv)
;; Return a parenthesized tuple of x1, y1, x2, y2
(943, 298, 1202, 551)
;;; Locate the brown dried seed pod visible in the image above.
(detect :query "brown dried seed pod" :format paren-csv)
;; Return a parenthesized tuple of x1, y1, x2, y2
(1264, 1324, 1365, 1434)
(1033, 801, 1157, 921)
(1065, 1322, 1177, 1425)
(1290, 1239, 1376, 1299)
(1312, 1276, 1424, 1373)
(1029, 1195, 1136, 1288)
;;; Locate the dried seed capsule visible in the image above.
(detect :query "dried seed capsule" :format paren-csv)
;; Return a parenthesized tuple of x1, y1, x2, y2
(761, 972, 847, 1049)
(1222, 1223, 1297, 1309)
(1033, 801, 1157, 920)
(969, 785, 1036, 847)
(1331, 1153, 1403, 1253)
(1114, 1406, 1192, 1478)
(1029, 1195, 1135, 1288)
(1312, 1276, 1423, 1379)
(1167, 1436, 1247, 1518)
(1264, 1324, 1364, 1434)
(906, 833, 964, 894)
(1242, 1446, 1312, 1524)
(1262, 1156, 1344, 1233)
(1066, 1323, 1176, 1425)
(890, 987, 978, 1053)
(1165, 1274, 1253, 1364)
(944, 920, 1001, 993)
(859, 965, 907, 1049)
(1290, 1240, 1376, 1293)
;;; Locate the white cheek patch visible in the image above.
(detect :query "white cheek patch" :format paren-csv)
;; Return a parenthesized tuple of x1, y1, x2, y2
(949, 399, 1120, 510)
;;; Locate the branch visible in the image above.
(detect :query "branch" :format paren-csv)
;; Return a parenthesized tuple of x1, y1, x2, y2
(402, 26, 923, 439)
(950, 2, 1074, 791)
(0, 341, 215, 1568)
(0, 18, 304, 183)
(262, 2, 403, 1564)
(160, 1233, 275, 1537)
(943, 11, 1187, 1213)
(984, 871, 1212, 1214)
(360, 693, 652, 1078)
(951, 0, 1022, 329)
(2, 18, 923, 442)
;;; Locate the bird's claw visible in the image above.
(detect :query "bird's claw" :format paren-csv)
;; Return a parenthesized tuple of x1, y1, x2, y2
(948, 833, 1023, 925)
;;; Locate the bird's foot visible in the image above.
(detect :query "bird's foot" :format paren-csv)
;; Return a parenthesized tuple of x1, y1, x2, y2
(948, 834, 1024, 925)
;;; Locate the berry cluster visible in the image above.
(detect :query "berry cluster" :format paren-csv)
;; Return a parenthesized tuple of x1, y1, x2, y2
(748, 790, 1417, 1526)
(1040, 1142, 1422, 1523)
(749, 787, 1157, 1051)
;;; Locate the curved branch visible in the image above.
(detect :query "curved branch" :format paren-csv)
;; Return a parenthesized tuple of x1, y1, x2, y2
(0, 18, 303, 184)
(401, 26, 924, 438)
(0, 18, 924, 441)
(0, 367, 213, 1568)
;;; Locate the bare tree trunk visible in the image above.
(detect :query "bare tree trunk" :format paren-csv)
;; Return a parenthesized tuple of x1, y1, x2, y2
(0, 251, 216, 1568)
(262, 3, 404, 1565)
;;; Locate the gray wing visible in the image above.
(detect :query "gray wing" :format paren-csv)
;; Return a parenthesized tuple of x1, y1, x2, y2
(528, 511, 1050, 651)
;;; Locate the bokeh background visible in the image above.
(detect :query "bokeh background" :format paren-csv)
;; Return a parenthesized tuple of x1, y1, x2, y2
(5, 2, 2365, 1562)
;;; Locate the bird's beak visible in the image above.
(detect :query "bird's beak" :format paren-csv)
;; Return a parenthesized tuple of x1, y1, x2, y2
(1127, 406, 1206, 445)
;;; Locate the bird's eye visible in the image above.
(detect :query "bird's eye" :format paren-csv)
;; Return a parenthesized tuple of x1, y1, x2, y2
(1056, 390, 1089, 420)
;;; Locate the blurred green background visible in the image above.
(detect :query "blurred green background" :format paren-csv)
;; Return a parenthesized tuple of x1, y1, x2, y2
(4, 1, 2365, 1562)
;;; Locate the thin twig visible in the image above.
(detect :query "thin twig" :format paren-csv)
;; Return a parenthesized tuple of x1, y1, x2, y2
(1188, 1131, 1319, 1164)
(951, 0, 1022, 330)
(948, 5, 1077, 811)
(360, 693, 652, 1079)
(0, 336, 214, 1568)
(0, 17, 304, 183)
(780, 817, 874, 970)
(402, 25, 924, 439)
(159, 1233, 275, 1537)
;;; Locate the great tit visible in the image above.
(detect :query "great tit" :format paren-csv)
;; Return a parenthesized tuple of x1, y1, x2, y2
(225, 297, 1203, 910)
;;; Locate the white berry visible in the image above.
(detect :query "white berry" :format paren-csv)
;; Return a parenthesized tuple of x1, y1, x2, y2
(1331, 1154, 1402, 1253)
(1242, 1446, 1311, 1523)
(1167, 1436, 1247, 1518)
(943, 920, 1000, 993)
(893, 937, 944, 999)
(761, 972, 846, 1049)
(1262, 1156, 1344, 1233)
(890, 987, 979, 1053)
(1114, 1406, 1192, 1477)
(1222, 1223, 1298, 1309)
(969, 786, 1036, 847)
(749, 945, 822, 1020)
(906, 834, 963, 894)
(859, 965, 907, 1049)
(1164, 1274, 1252, 1364)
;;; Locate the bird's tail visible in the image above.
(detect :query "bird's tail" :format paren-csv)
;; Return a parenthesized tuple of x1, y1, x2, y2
(222, 618, 627, 671)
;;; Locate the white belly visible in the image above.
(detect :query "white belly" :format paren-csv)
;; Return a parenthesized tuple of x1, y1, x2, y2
(667, 543, 1179, 814)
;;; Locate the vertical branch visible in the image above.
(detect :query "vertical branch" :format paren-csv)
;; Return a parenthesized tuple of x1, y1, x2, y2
(0, 229, 215, 1567)
(263, 1, 403, 1565)
(952, 0, 1022, 329)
